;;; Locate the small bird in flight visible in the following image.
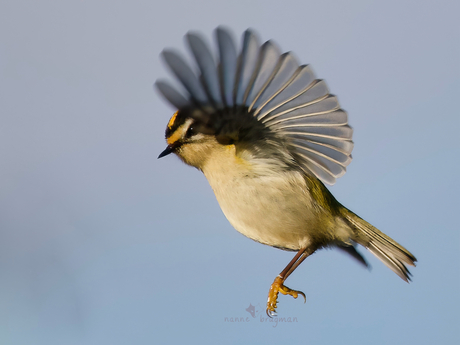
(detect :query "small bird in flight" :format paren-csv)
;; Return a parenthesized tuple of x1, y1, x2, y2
(156, 27, 416, 316)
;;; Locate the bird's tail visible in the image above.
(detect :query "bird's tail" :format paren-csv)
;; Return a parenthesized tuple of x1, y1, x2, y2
(342, 208, 417, 282)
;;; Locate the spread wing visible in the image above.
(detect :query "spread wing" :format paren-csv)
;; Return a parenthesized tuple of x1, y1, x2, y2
(155, 26, 353, 185)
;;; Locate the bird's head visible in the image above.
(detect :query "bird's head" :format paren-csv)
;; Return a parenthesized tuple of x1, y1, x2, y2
(158, 107, 240, 169)
(158, 107, 281, 172)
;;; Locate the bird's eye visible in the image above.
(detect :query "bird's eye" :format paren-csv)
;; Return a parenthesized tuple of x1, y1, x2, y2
(185, 125, 196, 138)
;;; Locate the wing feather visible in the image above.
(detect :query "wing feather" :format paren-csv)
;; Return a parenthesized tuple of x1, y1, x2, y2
(267, 80, 330, 119)
(273, 110, 349, 128)
(234, 30, 260, 105)
(252, 53, 299, 116)
(215, 26, 237, 107)
(246, 41, 281, 110)
(263, 95, 340, 126)
(186, 33, 222, 107)
(285, 133, 354, 155)
(161, 50, 209, 104)
(256, 65, 316, 120)
(155, 80, 192, 109)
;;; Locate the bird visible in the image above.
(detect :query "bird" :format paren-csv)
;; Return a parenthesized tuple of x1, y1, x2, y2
(155, 27, 416, 316)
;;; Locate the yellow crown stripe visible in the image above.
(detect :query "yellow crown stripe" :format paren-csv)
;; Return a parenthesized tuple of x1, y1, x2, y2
(167, 111, 179, 129)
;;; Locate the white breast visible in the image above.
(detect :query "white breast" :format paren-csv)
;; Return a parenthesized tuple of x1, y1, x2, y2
(204, 161, 318, 251)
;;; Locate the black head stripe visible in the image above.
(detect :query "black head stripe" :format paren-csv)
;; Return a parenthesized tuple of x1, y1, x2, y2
(165, 111, 188, 139)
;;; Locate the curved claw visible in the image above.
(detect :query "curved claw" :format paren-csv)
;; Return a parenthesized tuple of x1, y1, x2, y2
(266, 308, 277, 318)
(298, 290, 306, 303)
(285, 287, 307, 303)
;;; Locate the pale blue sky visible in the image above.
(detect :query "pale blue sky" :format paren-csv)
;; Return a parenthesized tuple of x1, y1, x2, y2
(1, 0, 459, 344)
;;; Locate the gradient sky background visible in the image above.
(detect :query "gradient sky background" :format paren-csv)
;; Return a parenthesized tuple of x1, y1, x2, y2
(1, 0, 459, 344)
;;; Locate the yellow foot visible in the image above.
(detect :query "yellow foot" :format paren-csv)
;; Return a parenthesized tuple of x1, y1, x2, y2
(266, 276, 306, 317)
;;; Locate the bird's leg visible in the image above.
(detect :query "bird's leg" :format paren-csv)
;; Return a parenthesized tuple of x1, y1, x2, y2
(266, 247, 315, 317)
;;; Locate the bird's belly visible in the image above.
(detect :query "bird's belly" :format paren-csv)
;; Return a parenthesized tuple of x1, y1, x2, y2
(206, 172, 318, 250)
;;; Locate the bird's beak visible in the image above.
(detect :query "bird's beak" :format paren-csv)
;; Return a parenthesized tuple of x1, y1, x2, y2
(158, 145, 174, 158)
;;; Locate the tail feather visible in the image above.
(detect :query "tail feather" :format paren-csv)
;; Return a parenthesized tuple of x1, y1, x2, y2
(342, 208, 417, 282)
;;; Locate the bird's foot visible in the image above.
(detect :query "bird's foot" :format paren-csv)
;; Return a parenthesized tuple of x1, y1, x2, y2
(266, 276, 306, 317)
